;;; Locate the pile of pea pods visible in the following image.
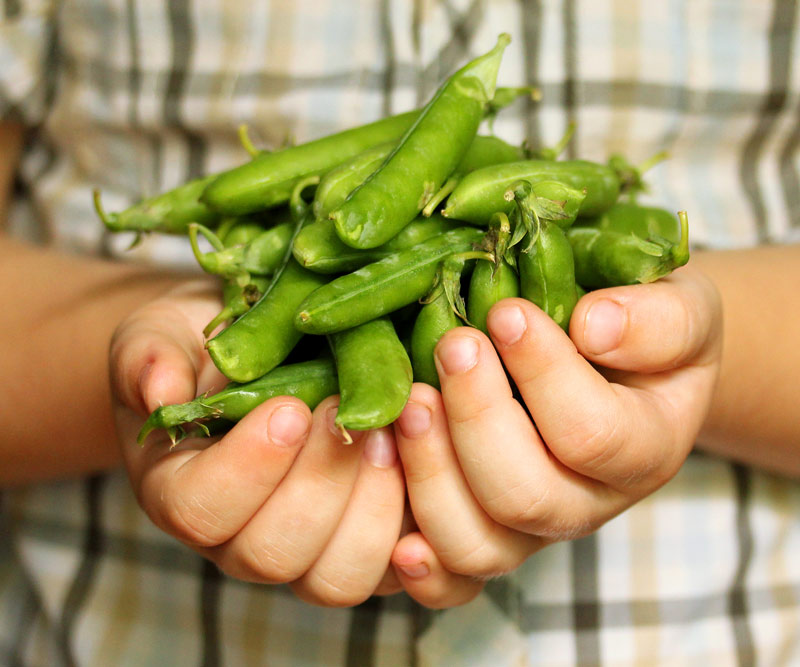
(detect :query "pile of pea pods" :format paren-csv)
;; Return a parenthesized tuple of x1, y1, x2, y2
(94, 34, 689, 445)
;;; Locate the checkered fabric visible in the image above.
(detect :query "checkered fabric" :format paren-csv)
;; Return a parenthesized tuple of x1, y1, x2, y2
(2, 1, 800, 665)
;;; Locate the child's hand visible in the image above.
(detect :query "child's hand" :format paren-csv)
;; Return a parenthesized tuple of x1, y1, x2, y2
(391, 266, 721, 609)
(110, 281, 406, 607)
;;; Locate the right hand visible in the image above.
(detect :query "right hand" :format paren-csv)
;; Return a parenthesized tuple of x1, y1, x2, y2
(109, 280, 406, 606)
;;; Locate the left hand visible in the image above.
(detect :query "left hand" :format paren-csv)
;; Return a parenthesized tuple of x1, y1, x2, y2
(390, 265, 722, 609)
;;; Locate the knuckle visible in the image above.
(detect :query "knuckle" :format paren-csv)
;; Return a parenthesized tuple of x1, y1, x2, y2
(157, 489, 229, 548)
(438, 536, 512, 580)
(297, 571, 372, 608)
(548, 405, 624, 475)
(481, 480, 552, 532)
(235, 537, 304, 584)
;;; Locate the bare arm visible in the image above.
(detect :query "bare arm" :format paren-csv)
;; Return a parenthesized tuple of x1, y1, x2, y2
(0, 123, 187, 486)
(693, 245, 800, 476)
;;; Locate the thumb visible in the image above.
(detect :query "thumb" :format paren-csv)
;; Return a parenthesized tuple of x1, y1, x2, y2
(109, 281, 224, 415)
(569, 266, 721, 373)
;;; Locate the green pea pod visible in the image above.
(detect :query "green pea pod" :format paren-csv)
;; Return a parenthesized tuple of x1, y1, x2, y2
(331, 33, 511, 249)
(422, 135, 526, 217)
(202, 275, 271, 339)
(93, 175, 219, 235)
(567, 211, 690, 288)
(410, 283, 461, 389)
(442, 159, 620, 224)
(510, 185, 578, 331)
(294, 227, 484, 335)
(207, 258, 329, 382)
(137, 358, 339, 446)
(215, 218, 264, 246)
(528, 181, 586, 230)
(466, 259, 520, 334)
(312, 141, 395, 221)
(317, 134, 523, 223)
(200, 111, 419, 216)
(191, 221, 294, 279)
(293, 215, 461, 274)
(330, 317, 412, 434)
(574, 202, 681, 243)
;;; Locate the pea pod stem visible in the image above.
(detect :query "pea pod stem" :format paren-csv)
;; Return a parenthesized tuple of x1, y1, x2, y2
(238, 124, 260, 158)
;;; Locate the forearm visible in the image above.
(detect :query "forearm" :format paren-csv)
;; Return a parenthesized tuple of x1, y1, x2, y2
(0, 236, 188, 485)
(692, 244, 800, 476)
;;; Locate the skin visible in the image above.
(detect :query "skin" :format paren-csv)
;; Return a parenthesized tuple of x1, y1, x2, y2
(3, 121, 800, 608)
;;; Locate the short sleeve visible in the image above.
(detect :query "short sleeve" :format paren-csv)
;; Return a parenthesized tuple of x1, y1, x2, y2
(0, 0, 58, 125)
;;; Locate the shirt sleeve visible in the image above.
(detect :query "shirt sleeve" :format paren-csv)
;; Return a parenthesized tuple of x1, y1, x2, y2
(0, 0, 58, 125)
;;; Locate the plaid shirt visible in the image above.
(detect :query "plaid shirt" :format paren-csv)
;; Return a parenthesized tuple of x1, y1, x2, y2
(2, 1, 800, 665)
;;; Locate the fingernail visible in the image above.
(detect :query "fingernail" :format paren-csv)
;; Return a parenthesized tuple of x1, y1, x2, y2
(584, 299, 625, 355)
(396, 402, 432, 439)
(364, 429, 397, 468)
(435, 335, 479, 375)
(268, 406, 309, 447)
(488, 304, 526, 346)
(397, 562, 430, 579)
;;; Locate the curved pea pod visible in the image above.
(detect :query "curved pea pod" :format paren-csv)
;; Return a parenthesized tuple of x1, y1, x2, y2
(331, 33, 511, 249)
(294, 227, 484, 335)
(293, 215, 460, 274)
(442, 159, 620, 224)
(217, 217, 269, 246)
(202, 275, 271, 338)
(574, 202, 681, 243)
(93, 175, 219, 235)
(410, 284, 461, 389)
(567, 211, 690, 288)
(422, 135, 526, 217)
(191, 221, 294, 279)
(330, 317, 412, 435)
(466, 259, 520, 334)
(312, 141, 395, 221)
(207, 258, 329, 383)
(137, 358, 339, 446)
(200, 111, 419, 216)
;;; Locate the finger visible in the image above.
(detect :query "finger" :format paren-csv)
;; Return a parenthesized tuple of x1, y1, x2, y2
(394, 383, 542, 575)
(290, 428, 405, 607)
(129, 397, 310, 547)
(110, 281, 225, 415)
(433, 326, 620, 537)
(392, 532, 484, 609)
(210, 396, 367, 584)
(570, 266, 721, 373)
(484, 298, 682, 491)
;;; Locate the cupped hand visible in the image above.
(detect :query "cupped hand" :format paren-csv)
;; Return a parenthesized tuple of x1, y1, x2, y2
(391, 265, 722, 608)
(110, 280, 406, 607)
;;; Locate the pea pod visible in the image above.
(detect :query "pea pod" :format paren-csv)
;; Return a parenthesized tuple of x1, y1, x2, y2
(330, 317, 412, 435)
(137, 358, 339, 445)
(293, 215, 460, 274)
(567, 211, 690, 288)
(217, 218, 269, 246)
(442, 159, 620, 224)
(203, 275, 271, 338)
(467, 259, 520, 334)
(93, 175, 219, 235)
(200, 111, 419, 216)
(510, 182, 578, 331)
(294, 227, 485, 335)
(574, 202, 681, 243)
(331, 34, 511, 249)
(190, 221, 294, 279)
(207, 258, 329, 382)
(410, 282, 461, 390)
(317, 134, 523, 222)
